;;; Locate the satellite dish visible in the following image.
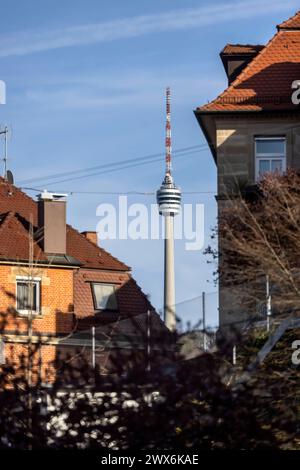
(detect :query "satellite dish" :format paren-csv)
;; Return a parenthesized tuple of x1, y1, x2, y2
(6, 170, 14, 184)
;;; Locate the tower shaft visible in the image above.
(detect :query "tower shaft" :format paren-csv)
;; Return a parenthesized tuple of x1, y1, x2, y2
(164, 214, 176, 331)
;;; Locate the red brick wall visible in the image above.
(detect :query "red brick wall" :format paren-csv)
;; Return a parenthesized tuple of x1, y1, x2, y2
(0, 264, 74, 335)
(0, 264, 75, 383)
(4, 342, 56, 384)
(0, 265, 156, 383)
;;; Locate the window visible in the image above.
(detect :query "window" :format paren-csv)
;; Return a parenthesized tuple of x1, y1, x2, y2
(16, 279, 40, 315)
(255, 137, 286, 181)
(92, 283, 118, 310)
(0, 339, 5, 365)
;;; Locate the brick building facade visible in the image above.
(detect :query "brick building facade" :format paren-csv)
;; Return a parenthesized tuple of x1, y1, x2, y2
(0, 178, 170, 382)
(195, 10, 300, 330)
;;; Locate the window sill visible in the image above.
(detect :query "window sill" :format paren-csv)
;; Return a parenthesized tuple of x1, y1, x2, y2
(17, 311, 43, 318)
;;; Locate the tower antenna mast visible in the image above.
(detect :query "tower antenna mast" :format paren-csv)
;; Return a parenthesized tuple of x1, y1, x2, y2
(165, 86, 172, 176)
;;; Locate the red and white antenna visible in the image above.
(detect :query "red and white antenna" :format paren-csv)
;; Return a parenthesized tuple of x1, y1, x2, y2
(165, 86, 171, 176)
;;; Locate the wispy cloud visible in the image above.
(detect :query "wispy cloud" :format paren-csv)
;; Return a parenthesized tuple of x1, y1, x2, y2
(25, 74, 224, 110)
(0, 0, 296, 57)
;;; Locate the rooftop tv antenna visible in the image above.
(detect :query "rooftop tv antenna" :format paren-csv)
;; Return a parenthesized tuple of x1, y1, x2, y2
(0, 125, 12, 180)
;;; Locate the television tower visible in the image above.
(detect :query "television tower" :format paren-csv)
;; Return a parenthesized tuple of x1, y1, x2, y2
(156, 87, 181, 331)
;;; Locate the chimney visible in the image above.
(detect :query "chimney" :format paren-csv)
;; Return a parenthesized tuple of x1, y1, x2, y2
(81, 231, 98, 246)
(38, 191, 67, 254)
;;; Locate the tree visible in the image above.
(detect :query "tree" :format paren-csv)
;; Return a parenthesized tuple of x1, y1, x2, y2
(211, 170, 300, 319)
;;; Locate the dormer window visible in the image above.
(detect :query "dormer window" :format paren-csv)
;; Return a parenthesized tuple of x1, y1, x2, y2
(255, 137, 286, 181)
(91, 283, 118, 311)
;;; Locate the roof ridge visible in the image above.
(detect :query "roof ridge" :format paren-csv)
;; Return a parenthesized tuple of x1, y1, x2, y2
(67, 224, 130, 271)
(0, 177, 37, 209)
(0, 210, 45, 262)
(277, 10, 300, 30)
(0, 210, 32, 242)
(128, 276, 154, 311)
(229, 31, 280, 88)
(1, 210, 39, 233)
(225, 43, 263, 46)
(0, 210, 15, 231)
(4, 210, 32, 232)
(201, 30, 282, 110)
(221, 43, 264, 51)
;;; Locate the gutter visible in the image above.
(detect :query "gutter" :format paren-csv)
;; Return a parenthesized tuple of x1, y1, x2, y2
(0, 259, 80, 269)
(194, 108, 300, 116)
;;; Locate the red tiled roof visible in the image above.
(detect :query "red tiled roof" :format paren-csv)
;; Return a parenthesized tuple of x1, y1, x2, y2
(0, 180, 161, 332)
(0, 177, 167, 335)
(66, 225, 129, 270)
(277, 11, 300, 30)
(197, 12, 300, 113)
(62, 311, 171, 351)
(0, 211, 46, 261)
(94, 310, 168, 340)
(0, 178, 129, 270)
(0, 179, 36, 219)
(74, 270, 152, 319)
(221, 44, 264, 55)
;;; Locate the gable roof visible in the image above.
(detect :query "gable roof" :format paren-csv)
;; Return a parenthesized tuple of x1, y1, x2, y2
(0, 211, 46, 262)
(0, 178, 129, 271)
(66, 225, 129, 270)
(277, 11, 300, 30)
(220, 44, 264, 55)
(196, 11, 300, 113)
(60, 310, 172, 353)
(74, 270, 153, 319)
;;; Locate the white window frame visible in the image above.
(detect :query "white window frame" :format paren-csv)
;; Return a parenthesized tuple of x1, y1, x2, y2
(91, 283, 118, 311)
(255, 136, 286, 182)
(16, 276, 41, 315)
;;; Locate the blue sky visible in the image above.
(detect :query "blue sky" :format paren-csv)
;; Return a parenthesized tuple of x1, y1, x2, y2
(0, 0, 298, 328)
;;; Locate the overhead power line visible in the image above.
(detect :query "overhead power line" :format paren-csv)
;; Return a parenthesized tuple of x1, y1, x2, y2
(43, 148, 202, 187)
(21, 187, 216, 196)
(17, 143, 208, 186)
